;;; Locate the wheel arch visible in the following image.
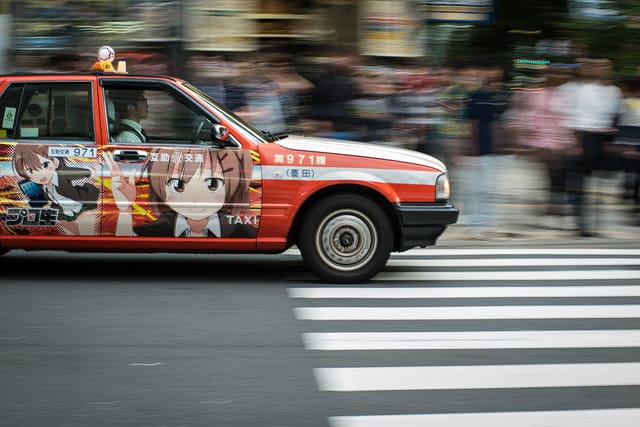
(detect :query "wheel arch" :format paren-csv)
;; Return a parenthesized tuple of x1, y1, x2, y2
(287, 184, 400, 250)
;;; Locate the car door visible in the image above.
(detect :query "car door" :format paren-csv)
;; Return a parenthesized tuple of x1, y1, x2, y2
(0, 79, 101, 237)
(98, 78, 260, 249)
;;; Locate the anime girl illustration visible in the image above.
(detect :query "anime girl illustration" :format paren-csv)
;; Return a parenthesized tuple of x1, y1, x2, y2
(104, 146, 256, 238)
(12, 144, 99, 235)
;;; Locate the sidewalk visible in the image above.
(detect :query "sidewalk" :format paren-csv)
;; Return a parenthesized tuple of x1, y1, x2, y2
(440, 155, 640, 243)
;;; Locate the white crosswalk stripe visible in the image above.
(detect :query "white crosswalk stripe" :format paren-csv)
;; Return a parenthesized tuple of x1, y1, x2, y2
(314, 362, 640, 391)
(329, 408, 640, 427)
(288, 248, 640, 426)
(284, 248, 640, 257)
(295, 304, 640, 320)
(387, 257, 640, 267)
(288, 285, 640, 298)
(374, 269, 640, 281)
(303, 330, 640, 350)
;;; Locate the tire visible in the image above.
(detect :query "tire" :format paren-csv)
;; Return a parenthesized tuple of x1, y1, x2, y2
(298, 194, 393, 283)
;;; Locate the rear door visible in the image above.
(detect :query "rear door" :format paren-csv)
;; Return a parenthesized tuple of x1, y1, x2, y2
(0, 78, 101, 237)
(98, 78, 259, 249)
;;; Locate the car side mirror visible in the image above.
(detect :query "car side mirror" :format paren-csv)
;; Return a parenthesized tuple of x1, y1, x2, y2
(211, 124, 229, 143)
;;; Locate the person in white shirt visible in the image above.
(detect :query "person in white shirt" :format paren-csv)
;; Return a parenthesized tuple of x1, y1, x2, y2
(560, 58, 623, 236)
(111, 90, 149, 143)
(563, 58, 622, 167)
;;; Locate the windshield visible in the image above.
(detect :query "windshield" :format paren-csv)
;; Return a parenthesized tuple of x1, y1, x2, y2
(182, 82, 279, 143)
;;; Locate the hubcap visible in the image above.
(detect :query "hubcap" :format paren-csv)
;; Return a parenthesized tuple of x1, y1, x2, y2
(316, 209, 377, 272)
(339, 232, 354, 247)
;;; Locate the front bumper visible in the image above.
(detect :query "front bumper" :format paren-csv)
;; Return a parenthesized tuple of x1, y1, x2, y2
(394, 202, 459, 251)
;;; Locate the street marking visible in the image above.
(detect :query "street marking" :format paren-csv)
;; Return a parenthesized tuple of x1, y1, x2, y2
(288, 285, 640, 299)
(0, 335, 27, 340)
(314, 362, 640, 391)
(394, 248, 640, 256)
(294, 305, 640, 320)
(302, 330, 640, 350)
(328, 408, 640, 427)
(128, 362, 163, 367)
(374, 270, 640, 281)
(284, 248, 640, 256)
(387, 257, 640, 267)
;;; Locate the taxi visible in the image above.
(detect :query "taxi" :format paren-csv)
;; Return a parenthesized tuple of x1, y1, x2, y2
(0, 48, 458, 283)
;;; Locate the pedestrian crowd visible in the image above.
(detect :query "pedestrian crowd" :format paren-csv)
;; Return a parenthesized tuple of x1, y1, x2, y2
(503, 58, 639, 236)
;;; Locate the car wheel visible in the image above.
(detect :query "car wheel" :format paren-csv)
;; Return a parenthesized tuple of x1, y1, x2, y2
(298, 194, 393, 283)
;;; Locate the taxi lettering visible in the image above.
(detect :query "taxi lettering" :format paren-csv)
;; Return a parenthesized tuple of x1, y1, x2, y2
(5, 207, 59, 226)
(273, 153, 326, 166)
(224, 215, 260, 225)
(287, 168, 314, 178)
(48, 146, 98, 158)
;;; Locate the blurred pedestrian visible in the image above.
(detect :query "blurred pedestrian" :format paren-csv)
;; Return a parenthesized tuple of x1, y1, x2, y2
(463, 71, 508, 232)
(614, 77, 640, 223)
(431, 68, 471, 166)
(310, 53, 362, 140)
(561, 58, 623, 236)
(227, 59, 287, 138)
(188, 54, 232, 106)
(511, 67, 579, 219)
(264, 55, 314, 132)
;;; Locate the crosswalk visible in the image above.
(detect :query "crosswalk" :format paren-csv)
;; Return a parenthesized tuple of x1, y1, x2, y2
(287, 248, 640, 427)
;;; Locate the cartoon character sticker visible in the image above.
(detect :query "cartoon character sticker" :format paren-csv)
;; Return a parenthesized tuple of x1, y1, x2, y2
(7, 144, 99, 235)
(103, 147, 259, 238)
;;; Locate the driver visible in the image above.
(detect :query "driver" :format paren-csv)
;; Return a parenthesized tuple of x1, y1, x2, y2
(111, 90, 149, 143)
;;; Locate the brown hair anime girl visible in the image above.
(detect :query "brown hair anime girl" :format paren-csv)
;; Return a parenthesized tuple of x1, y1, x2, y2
(103, 147, 255, 238)
(13, 144, 99, 235)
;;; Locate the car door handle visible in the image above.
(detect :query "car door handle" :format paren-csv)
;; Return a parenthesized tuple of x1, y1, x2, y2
(113, 150, 147, 162)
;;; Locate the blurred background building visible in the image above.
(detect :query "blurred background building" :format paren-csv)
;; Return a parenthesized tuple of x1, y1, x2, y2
(1, 1, 639, 78)
(0, 1, 639, 81)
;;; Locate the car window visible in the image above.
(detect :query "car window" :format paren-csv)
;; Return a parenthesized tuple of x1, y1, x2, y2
(1, 83, 94, 142)
(183, 82, 266, 144)
(105, 85, 215, 145)
(0, 84, 23, 139)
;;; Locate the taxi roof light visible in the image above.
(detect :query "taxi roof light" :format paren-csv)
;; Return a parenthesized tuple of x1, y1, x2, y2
(116, 60, 127, 74)
(91, 45, 127, 74)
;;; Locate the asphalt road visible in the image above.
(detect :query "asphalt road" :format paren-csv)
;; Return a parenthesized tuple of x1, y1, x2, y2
(0, 251, 327, 427)
(1, 245, 640, 427)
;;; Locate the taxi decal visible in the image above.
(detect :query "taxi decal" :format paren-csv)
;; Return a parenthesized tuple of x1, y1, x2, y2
(0, 142, 100, 236)
(103, 146, 259, 238)
(48, 146, 98, 159)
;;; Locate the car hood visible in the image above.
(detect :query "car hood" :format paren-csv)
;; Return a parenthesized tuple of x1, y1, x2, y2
(274, 135, 446, 171)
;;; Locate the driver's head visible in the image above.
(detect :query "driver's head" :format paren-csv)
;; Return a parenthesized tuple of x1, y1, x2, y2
(110, 89, 148, 121)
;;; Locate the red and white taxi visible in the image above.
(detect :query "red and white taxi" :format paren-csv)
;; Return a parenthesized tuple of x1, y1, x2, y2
(0, 50, 458, 282)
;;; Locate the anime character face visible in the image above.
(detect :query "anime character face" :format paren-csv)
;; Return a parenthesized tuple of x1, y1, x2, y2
(105, 146, 255, 238)
(164, 153, 225, 221)
(145, 147, 251, 220)
(13, 144, 59, 184)
(23, 153, 58, 184)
